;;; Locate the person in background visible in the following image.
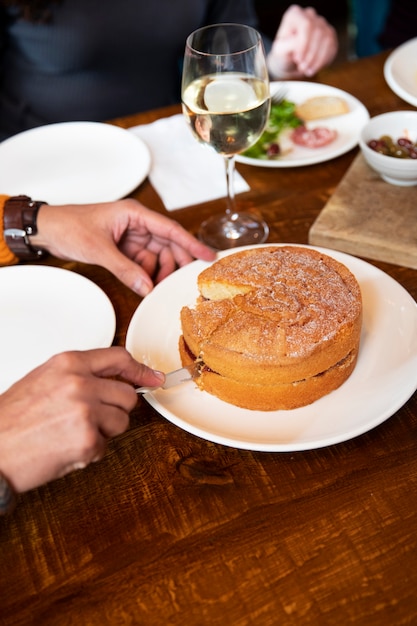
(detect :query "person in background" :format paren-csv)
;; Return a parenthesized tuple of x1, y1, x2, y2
(351, 0, 417, 57)
(0, 194, 216, 513)
(0, 0, 338, 139)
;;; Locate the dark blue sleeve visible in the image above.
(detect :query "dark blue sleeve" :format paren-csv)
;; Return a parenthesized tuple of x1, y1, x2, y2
(204, 0, 259, 26)
(0, 8, 6, 53)
(203, 0, 272, 52)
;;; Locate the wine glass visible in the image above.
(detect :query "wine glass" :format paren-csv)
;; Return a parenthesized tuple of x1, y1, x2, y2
(181, 23, 271, 250)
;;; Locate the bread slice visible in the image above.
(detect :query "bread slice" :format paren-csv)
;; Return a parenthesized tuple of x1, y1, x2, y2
(295, 96, 350, 121)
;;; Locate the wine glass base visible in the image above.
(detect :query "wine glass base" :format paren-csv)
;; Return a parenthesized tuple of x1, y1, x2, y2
(198, 212, 269, 250)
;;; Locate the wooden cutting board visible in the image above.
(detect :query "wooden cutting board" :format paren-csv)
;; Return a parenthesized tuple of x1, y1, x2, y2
(309, 152, 417, 269)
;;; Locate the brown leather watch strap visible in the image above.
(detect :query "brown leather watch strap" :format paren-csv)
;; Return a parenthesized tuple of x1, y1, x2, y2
(0, 471, 16, 516)
(3, 195, 47, 260)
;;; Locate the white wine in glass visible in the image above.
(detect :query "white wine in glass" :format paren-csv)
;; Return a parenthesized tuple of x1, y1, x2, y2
(182, 23, 270, 249)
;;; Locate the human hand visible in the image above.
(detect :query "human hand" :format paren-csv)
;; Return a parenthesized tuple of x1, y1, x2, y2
(267, 5, 338, 79)
(0, 347, 164, 493)
(32, 199, 216, 297)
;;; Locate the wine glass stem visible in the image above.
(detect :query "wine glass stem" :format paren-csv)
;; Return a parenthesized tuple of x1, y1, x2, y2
(224, 155, 237, 218)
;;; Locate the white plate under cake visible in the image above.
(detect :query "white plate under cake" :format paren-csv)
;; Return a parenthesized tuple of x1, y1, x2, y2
(126, 244, 417, 451)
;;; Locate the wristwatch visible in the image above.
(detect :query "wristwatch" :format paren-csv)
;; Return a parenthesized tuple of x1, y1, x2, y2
(3, 195, 47, 260)
(0, 471, 16, 516)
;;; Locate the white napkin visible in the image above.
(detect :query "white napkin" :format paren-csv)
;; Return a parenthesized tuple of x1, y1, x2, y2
(129, 114, 250, 211)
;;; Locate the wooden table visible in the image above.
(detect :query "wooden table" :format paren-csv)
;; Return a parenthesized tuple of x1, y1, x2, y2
(1, 51, 416, 626)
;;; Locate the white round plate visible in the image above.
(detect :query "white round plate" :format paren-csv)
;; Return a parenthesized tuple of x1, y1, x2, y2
(384, 37, 417, 107)
(126, 244, 417, 452)
(0, 121, 151, 203)
(236, 81, 369, 168)
(0, 265, 116, 393)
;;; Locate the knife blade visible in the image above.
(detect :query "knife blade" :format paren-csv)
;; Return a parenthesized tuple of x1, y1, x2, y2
(136, 364, 199, 394)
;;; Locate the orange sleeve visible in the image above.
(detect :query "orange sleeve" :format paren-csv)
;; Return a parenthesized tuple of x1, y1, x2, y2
(0, 195, 19, 266)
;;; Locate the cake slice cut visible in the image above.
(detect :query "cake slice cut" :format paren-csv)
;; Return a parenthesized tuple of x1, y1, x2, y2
(179, 246, 362, 411)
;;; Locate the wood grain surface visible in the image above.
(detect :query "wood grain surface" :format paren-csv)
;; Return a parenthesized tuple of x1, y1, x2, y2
(0, 51, 416, 626)
(309, 152, 417, 269)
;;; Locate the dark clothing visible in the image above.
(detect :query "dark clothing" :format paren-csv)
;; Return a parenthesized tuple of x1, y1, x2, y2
(379, 0, 417, 49)
(0, 0, 260, 139)
(352, 0, 417, 58)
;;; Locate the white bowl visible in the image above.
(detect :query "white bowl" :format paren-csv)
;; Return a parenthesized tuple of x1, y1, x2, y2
(359, 111, 417, 186)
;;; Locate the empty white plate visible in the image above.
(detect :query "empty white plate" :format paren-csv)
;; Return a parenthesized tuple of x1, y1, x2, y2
(384, 37, 417, 107)
(0, 121, 151, 203)
(0, 265, 116, 393)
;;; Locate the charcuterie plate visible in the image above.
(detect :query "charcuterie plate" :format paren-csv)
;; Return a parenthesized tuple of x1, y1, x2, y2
(236, 81, 369, 168)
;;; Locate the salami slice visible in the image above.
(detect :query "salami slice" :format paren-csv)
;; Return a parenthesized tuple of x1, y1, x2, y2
(291, 126, 337, 148)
